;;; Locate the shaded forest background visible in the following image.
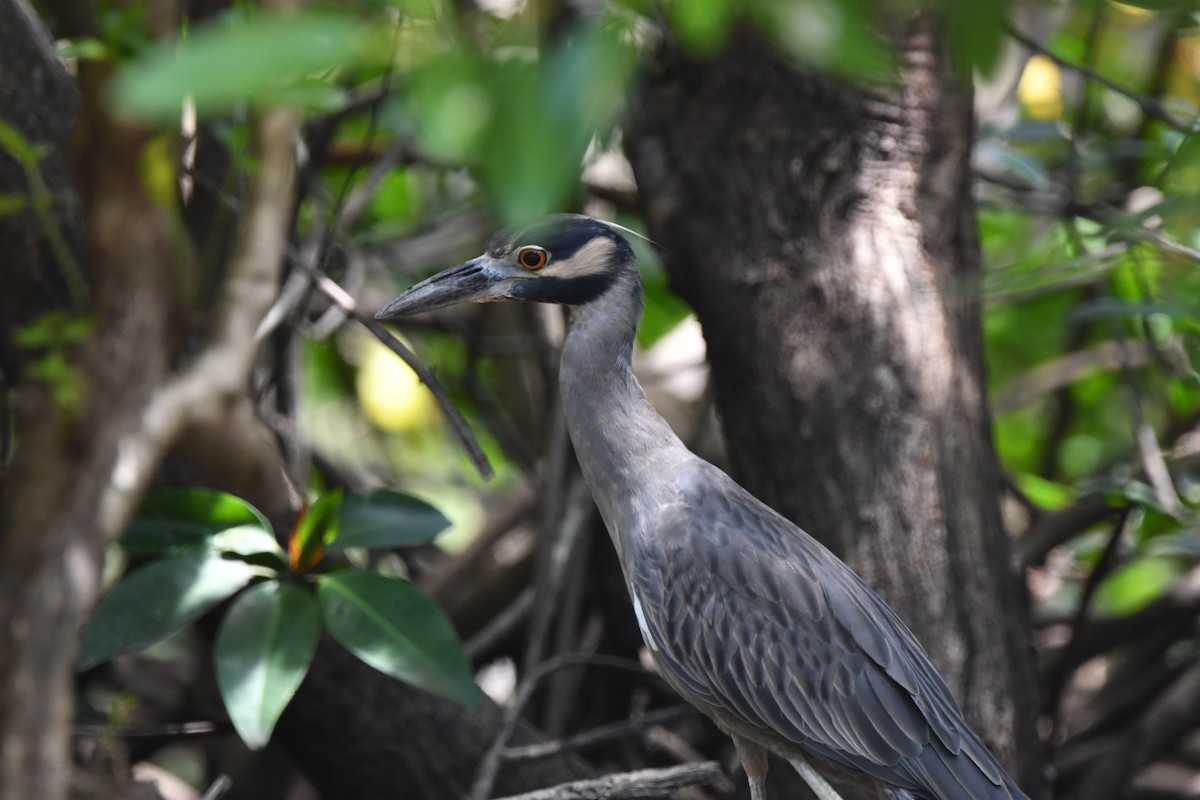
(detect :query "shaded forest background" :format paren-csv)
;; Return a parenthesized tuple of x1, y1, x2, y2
(1, 0, 1200, 799)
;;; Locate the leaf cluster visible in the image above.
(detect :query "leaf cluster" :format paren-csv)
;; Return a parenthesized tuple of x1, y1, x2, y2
(79, 488, 477, 749)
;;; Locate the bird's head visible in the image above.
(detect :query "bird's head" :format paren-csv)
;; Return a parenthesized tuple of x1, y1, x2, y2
(374, 214, 638, 320)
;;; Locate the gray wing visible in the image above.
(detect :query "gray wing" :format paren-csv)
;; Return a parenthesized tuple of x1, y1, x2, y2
(626, 466, 1026, 800)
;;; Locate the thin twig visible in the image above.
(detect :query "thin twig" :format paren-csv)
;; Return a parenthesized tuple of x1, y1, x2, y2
(70, 720, 222, 739)
(1008, 27, 1198, 132)
(1019, 492, 1118, 569)
(471, 654, 652, 800)
(491, 763, 724, 800)
(467, 586, 537, 660)
(1072, 658, 1200, 800)
(286, 259, 494, 479)
(0, 126, 88, 307)
(312, 17, 404, 274)
(501, 706, 697, 762)
(523, 403, 574, 673)
(200, 774, 233, 800)
(1042, 508, 1130, 732)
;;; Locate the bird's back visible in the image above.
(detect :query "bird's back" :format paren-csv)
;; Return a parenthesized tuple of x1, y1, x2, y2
(622, 460, 1029, 800)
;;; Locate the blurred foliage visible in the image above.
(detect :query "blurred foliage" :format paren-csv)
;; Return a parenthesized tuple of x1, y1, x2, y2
(42, 0, 1200, 785)
(977, 0, 1200, 622)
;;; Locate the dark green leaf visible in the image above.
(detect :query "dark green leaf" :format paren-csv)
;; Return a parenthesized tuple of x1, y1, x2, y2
(215, 582, 319, 749)
(332, 491, 450, 552)
(942, 0, 1010, 76)
(123, 488, 273, 555)
(78, 551, 260, 669)
(318, 572, 478, 708)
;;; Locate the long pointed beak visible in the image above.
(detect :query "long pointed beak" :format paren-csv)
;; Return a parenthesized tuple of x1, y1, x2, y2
(374, 256, 509, 320)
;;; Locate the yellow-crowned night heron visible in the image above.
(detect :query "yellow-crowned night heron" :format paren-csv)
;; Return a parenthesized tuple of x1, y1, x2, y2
(376, 214, 1030, 800)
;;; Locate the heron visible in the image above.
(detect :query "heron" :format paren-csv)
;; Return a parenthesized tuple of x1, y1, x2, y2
(376, 214, 1031, 800)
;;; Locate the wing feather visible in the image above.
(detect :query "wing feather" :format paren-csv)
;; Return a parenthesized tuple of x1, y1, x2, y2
(626, 464, 1024, 800)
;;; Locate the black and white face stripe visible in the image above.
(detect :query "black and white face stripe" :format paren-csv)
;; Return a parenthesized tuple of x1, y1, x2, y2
(489, 215, 634, 306)
(374, 215, 637, 320)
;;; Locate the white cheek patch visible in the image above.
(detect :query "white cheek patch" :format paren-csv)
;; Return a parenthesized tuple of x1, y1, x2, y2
(548, 237, 616, 279)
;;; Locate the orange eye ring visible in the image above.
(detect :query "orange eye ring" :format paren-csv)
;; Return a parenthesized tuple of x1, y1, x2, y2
(517, 246, 548, 270)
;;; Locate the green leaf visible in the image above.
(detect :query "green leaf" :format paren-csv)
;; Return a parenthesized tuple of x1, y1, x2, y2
(1095, 556, 1182, 616)
(407, 53, 492, 163)
(637, 262, 691, 349)
(123, 488, 273, 555)
(0, 192, 29, 216)
(289, 489, 342, 571)
(0, 119, 39, 165)
(111, 11, 386, 119)
(667, 0, 738, 53)
(332, 491, 450, 552)
(78, 550, 260, 669)
(318, 572, 478, 708)
(215, 582, 319, 749)
(210, 525, 286, 559)
(1014, 472, 1075, 511)
(942, 0, 1010, 76)
(56, 37, 110, 61)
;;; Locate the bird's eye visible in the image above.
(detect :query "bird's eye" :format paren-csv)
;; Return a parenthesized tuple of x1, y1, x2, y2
(517, 246, 548, 270)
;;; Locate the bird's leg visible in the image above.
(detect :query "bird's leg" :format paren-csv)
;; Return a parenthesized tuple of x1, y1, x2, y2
(787, 757, 847, 800)
(732, 736, 770, 800)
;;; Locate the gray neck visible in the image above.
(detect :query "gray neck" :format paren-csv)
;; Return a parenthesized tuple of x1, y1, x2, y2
(559, 270, 690, 554)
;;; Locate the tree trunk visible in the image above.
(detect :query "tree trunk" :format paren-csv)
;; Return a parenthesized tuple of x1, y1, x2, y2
(627, 21, 1043, 795)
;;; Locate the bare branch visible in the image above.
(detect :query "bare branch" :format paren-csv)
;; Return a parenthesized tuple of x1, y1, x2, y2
(96, 107, 302, 538)
(492, 763, 724, 800)
(1008, 27, 1198, 133)
(501, 706, 697, 763)
(292, 259, 495, 479)
(471, 654, 653, 800)
(994, 340, 1154, 414)
(1019, 493, 1118, 569)
(1072, 658, 1200, 800)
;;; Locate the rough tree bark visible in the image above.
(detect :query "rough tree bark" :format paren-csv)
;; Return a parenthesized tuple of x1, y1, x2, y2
(628, 22, 1044, 796)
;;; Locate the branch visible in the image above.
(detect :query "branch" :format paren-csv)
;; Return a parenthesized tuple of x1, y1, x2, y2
(95, 107, 301, 538)
(994, 340, 1154, 414)
(492, 763, 724, 800)
(1042, 509, 1129, 729)
(1008, 27, 1198, 133)
(1071, 658, 1200, 800)
(471, 654, 653, 800)
(1019, 492, 1118, 568)
(500, 706, 697, 763)
(288, 262, 494, 479)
